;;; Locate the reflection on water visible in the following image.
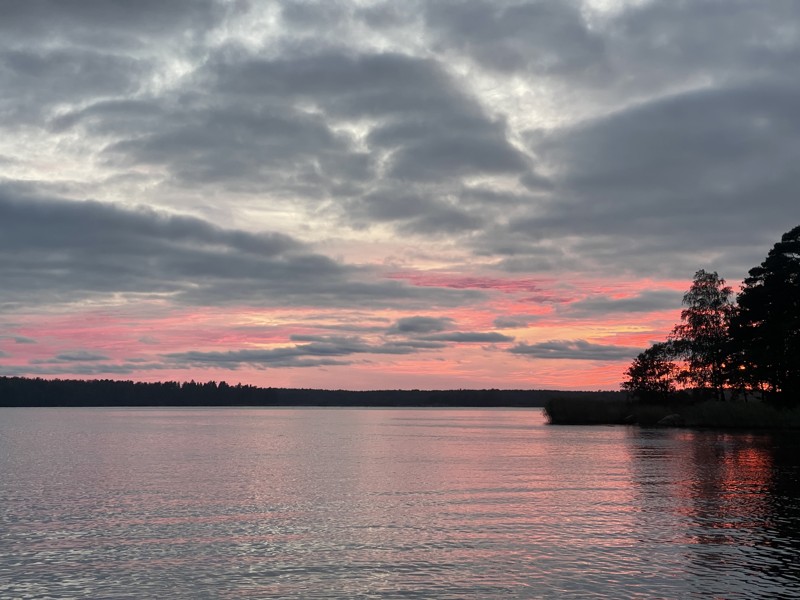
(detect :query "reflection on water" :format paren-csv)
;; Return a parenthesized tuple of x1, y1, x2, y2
(627, 428, 800, 598)
(1, 408, 799, 598)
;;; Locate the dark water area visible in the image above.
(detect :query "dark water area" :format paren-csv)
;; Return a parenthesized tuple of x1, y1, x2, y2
(1, 408, 799, 599)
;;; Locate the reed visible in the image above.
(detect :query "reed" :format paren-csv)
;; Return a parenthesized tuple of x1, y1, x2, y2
(544, 396, 800, 429)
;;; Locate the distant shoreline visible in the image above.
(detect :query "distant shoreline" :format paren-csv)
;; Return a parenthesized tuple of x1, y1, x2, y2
(0, 376, 623, 408)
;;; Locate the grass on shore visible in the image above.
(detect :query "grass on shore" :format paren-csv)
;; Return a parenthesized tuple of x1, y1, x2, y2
(544, 396, 800, 429)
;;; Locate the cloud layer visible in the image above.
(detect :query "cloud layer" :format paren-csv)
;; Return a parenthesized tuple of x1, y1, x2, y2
(2, 0, 798, 389)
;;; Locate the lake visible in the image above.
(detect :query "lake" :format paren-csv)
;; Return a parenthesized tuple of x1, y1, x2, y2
(1, 407, 799, 598)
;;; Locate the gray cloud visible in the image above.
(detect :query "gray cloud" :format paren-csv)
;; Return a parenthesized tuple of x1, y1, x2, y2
(424, 0, 605, 77)
(421, 332, 514, 343)
(164, 334, 425, 370)
(0, 0, 226, 44)
(162, 327, 512, 370)
(348, 190, 483, 234)
(0, 362, 172, 377)
(0, 49, 148, 124)
(0, 184, 474, 309)
(562, 290, 682, 317)
(387, 316, 454, 335)
(48, 47, 532, 236)
(29, 351, 110, 364)
(494, 316, 533, 329)
(492, 81, 800, 278)
(0, 336, 37, 344)
(2, 0, 798, 388)
(53, 351, 110, 362)
(510, 339, 640, 361)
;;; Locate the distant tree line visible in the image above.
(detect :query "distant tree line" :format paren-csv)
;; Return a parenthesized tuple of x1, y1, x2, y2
(623, 225, 800, 406)
(0, 377, 623, 408)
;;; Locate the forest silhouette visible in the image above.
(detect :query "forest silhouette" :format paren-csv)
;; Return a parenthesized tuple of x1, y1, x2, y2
(624, 225, 800, 406)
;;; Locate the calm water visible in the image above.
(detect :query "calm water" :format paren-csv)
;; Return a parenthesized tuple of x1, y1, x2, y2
(1, 408, 799, 599)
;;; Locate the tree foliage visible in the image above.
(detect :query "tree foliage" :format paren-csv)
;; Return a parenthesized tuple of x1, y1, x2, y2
(730, 225, 800, 403)
(623, 227, 799, 406)
(622, 341, 678, 402)
(669, 269, 734, 399)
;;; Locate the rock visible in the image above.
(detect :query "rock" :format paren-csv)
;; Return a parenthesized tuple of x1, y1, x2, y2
(657, 413, 684, 427)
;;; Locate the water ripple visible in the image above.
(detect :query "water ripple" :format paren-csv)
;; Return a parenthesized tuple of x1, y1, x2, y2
(2, 408, 799, 598)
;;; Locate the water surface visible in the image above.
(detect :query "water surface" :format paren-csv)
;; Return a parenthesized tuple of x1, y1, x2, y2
(2, 408, 799, 598)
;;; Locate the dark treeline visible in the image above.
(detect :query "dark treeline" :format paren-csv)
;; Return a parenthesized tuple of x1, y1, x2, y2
(623, 225, 800, 407)
(0, 376, 623, 408)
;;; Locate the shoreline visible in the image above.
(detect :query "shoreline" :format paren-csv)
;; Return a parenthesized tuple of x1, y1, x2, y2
(544, 396, 800, 430)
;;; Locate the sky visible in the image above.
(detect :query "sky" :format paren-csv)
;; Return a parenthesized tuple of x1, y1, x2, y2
(1, 0, 798, 390)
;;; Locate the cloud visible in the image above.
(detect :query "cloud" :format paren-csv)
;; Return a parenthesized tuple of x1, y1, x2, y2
(163, 334, 427, 370)
(0, 335, 36, 344)
(0, 362, 171, 377)
(493, 316, 532, 329)
(0, 49, 149, 124)
(53, 351, 110, 362)
(510, 339, 640, 361)
(489, 81, 800, 279)
(385, 316, 514, 344)
(387, 316, 454, 335)
(48, 46, 532, 237)
(0, 184, 474, 309)
(347, 189, 483, 235)
(562, 290, 682, 317)
(0, 0, 225, 41)
(1, 0, 798, 389)
(421, 332, 514, 343)
(424, 0, 605, 77)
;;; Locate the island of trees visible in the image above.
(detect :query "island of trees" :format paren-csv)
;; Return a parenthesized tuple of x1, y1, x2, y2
(547, 225, 800, 428)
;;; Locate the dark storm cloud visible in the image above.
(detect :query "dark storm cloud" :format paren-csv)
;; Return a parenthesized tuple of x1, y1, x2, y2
(510, 340, 640, 361)
(0, 185, 474, 308)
